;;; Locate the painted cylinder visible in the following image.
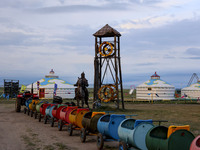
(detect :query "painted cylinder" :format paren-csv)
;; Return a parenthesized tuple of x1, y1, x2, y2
(190, 135, 200, 150)
(59, 106, 68, 121)
(82, 111, 105, 133)
(97, 114, 126, 140)
(40, 103, 50, 116)
(36, 101, 44, 113)
(118, 119, 154, 150)
(25, 99, 32, 109)
(49, 105, 56, 118)
(69, 108, 89, 128)
(49, 104, 66, 118)
(29, 100, 40, 111)
(146, 126, 195, 150)
(45, 104, 55, 117)
(64, 106, 78, 123)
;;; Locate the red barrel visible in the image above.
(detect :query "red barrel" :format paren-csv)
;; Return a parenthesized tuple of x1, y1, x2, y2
(59, 106, 68, 121)
(40, 103, 50, 116)
(190, 135, 200, 150)
(52, 105, 67, 119)
(64, 106, 78, 123)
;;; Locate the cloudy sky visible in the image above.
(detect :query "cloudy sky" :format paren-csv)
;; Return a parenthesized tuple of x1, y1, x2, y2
(0, 0, 200, 88)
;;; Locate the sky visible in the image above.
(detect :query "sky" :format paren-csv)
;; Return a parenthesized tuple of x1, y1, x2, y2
(0, 0, 200, 89)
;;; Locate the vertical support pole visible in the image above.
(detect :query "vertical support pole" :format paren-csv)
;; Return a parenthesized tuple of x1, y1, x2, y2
(93, 37, 98, 106)
(114, 36, 119, 109)
(118, 36, 125, 109)
(99, 37, 102, 88)
(31, 83, 33, 94)
(4, 79, 5, 95)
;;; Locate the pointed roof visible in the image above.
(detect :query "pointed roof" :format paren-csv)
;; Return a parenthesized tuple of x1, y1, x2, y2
(93, 24, 121, 37)
(137, 72, 174, 88)
(182, 81, 200, 91)
(151, 72, 160, 79)
(45, 69, 59, 78)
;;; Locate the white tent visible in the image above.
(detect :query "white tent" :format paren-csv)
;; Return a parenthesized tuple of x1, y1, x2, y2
(181, 81, 200, 99)
(136, 72, 175, 100)
(26, 69, 75, 99)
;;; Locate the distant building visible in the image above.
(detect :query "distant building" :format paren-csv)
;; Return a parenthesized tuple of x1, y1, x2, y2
(26, 69, 75, 99)
(136, 72, 175, 100)
(181, 81, 200, 99)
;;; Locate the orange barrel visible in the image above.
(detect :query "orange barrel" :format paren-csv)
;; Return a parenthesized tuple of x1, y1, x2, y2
(29, 99, 40, 111)
(69, 108, 90, 128)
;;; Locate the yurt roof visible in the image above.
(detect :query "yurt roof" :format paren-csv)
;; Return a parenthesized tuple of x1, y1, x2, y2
(27, 78, 75, 89)
(27, 69, 75, 89)
(182, 81, 200, 91)
(137, 72, 174, 88)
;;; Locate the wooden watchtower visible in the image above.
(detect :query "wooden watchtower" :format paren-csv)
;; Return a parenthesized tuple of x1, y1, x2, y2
(93, 24, 124, 109)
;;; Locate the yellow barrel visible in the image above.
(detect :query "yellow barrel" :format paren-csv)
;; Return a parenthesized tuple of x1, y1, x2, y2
(29, 100, 40, 111)
(91, 112, 105, 118)
(69, 108, 89, 128)
(167, 125, 190, 138)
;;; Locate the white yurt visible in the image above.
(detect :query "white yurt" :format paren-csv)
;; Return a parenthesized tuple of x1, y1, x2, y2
(136, 72, 175, 100)
(181, 81, 200, 99)
(26, 69, 75, 99)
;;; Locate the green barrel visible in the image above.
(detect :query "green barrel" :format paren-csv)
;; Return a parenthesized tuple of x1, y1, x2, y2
(36, 102, 44, 113)
(82, 111, 92, 129)
(82, 112, 105, 133)
(146, 126, 195, 150)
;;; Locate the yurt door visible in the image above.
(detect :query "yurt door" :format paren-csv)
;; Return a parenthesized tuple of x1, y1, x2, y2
(39, 88, 45, 98)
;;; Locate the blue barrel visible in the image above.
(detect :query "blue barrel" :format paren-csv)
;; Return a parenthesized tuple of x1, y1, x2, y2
(45, 105, 52, 117)
(97, 114, 126, 140)
(118, 119, 154, 150)
(49, 105, 57, 118)
(25, 99, 32, 109)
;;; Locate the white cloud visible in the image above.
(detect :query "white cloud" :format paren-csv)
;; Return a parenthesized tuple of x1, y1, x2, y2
(0, 0, 200, 88)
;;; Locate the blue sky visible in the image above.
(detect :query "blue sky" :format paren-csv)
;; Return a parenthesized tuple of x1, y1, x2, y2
(0, 0, 200, 88)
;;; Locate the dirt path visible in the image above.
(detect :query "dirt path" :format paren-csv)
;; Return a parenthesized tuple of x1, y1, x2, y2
(0, 104, 117, 150)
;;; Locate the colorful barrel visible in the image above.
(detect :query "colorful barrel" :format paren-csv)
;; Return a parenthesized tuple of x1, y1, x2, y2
(97, 114, 126, 140)
(25, 99, 32, 109)
(45, 104, 56, 117)
(52, 105, 67, 119)
(40, 103, 50, 116)
(69, 108, 90, 128)
(146, 126, 195, 150)
(64, 106, 78, 123)
(36, 101, 45, 113)
(59, 106, 69, 121)
(49, 105, 56, 118)
(29, 100, 40, 111)
(118, 119, 154, 150)
(82, 111, 105, 133)
(190, 135, 200, 150)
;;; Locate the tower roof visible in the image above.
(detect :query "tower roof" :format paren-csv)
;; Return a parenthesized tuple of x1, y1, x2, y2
(93, 24, 121, 37)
